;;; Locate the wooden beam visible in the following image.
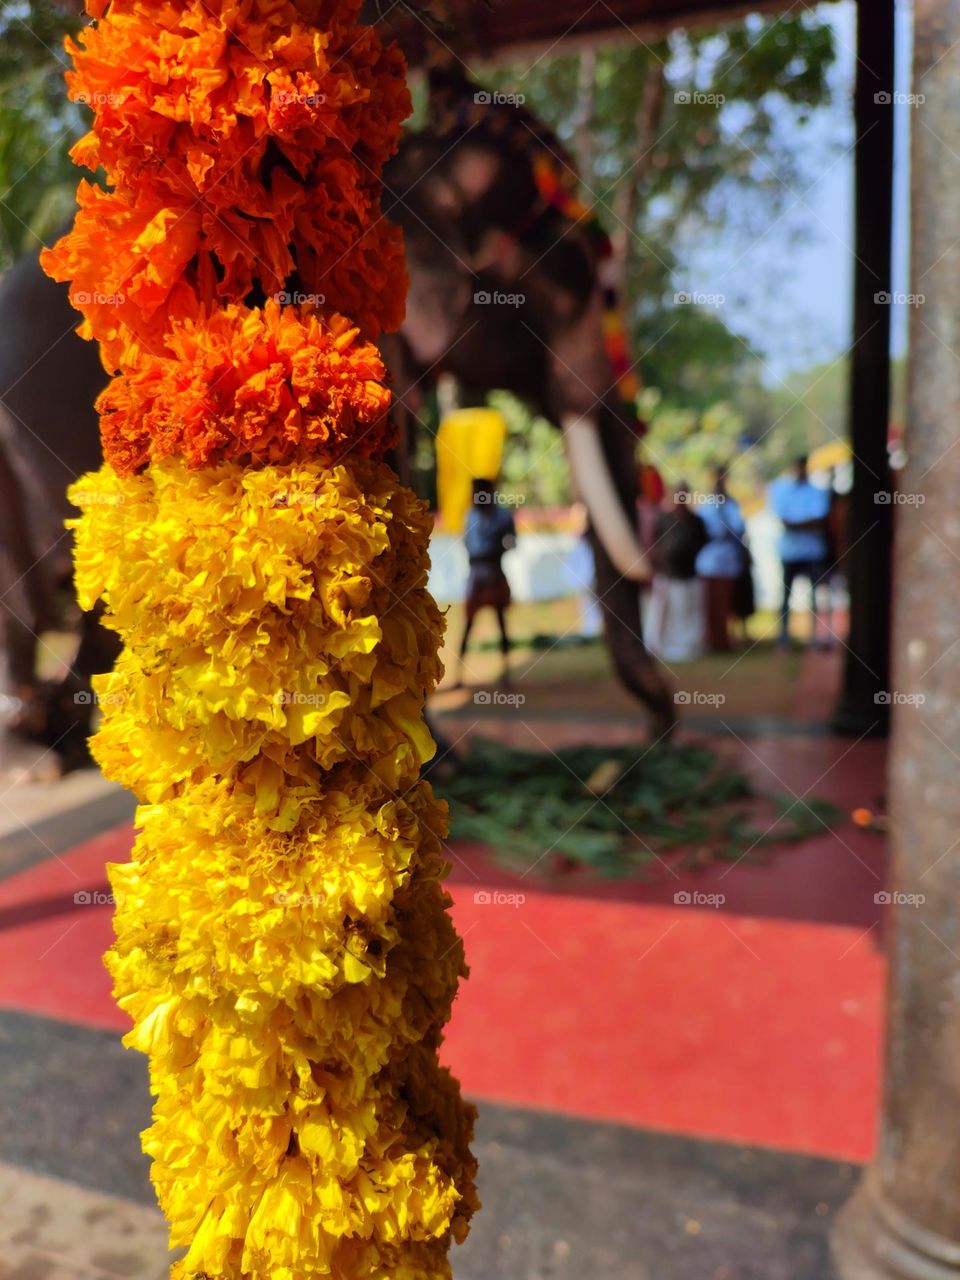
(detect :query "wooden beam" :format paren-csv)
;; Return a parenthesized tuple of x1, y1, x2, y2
(466, 0, 828, 58)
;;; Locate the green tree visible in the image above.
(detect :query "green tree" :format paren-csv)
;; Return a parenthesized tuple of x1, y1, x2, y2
(0, 0, 85, 270)
(486, 12, 839, 414)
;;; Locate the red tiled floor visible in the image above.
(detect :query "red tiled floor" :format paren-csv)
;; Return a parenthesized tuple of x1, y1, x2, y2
(446, 889, 883, 1162)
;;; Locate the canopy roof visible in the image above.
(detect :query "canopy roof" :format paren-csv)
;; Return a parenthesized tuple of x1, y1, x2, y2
(458, 0, 825, 56)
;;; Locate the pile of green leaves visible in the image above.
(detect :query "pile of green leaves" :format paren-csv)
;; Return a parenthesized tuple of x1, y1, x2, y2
(434, 738, 841, 878)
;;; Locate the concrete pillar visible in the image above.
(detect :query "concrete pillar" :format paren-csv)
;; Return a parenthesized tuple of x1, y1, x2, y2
(831, 1, 960, 1275)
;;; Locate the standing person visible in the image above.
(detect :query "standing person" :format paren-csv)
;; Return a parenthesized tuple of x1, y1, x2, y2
(456, 477, 516, 685)
(645, 484, 708, 662)
(695, 466, 747, 652)
(768, 455, 831, 650)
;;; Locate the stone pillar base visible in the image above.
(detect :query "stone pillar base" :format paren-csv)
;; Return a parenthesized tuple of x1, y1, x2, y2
(833, 1175, 960, 1279)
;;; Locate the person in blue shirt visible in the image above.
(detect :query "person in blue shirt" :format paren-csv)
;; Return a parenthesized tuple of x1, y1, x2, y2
(695, 467, 748, 651)
(768, 456, 832, 649)
(456, 477, 517, 685)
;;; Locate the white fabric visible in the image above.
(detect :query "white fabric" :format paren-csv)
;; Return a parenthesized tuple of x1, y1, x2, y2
(644, 576, 706, 662)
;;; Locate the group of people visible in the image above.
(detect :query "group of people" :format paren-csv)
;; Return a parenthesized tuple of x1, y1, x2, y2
(643, 467, 752, 662)
(453, 457, 845, 680)
(645, 455, 844, 662)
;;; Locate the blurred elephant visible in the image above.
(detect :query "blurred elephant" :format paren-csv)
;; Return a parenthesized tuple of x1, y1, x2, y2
(382, 65, 674, 731)
(0, 247, 117, 779)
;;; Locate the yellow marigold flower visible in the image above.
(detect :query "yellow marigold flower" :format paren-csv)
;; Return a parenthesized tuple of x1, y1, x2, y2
(70, 458, 444, 794)
(105, 771, 477, 1276)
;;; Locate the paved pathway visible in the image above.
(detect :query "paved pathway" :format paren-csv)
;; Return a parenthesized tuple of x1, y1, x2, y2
(0, 1161, 171, 1280)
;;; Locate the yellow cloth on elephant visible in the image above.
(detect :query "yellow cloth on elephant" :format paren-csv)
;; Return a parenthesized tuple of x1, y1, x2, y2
(436, 408, 506, 534)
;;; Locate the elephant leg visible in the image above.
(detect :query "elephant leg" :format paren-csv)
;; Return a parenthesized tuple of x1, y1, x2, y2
(44, 606, 121, 770)
(0, 603, 118, 780)
(0, 461, 53, 773)
(1, 602, 39, 693)
(70, 603, 120, 691)
(0, 604, 64, 781)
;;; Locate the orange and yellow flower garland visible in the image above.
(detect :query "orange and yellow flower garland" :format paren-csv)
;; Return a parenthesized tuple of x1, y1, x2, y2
(43, 0, 478, 1275)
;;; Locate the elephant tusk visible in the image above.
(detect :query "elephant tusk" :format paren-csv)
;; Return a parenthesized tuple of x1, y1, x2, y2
(563, 415, 651, 583)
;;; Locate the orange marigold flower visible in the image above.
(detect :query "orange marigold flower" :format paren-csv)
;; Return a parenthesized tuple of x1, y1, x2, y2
(96, 300, 396, 473)
(42, 168, 407, 368)
(40, 182, 208, 370)
(49, 0, 410, 360)
(68, 0, 408, 195)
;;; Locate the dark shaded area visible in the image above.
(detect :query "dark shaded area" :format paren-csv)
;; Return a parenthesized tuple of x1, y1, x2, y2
(376, 0, 799, 61)
(0, 1008, 854, 1278)
(461, 1106, 856, 1280)
(0, 1009, 153, 1202)
(435, 737, 842, 876)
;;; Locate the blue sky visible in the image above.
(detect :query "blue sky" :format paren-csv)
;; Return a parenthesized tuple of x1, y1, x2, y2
(680, 0, 911, 381)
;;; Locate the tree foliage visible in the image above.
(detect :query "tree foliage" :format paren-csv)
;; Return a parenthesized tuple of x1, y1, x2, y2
(0, 0, 85, 269)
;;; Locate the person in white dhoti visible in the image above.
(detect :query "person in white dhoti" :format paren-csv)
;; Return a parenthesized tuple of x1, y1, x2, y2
(645, 486, 708, 663)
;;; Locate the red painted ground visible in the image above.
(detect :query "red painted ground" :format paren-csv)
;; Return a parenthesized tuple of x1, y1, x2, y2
(0, 821, 884, 1162)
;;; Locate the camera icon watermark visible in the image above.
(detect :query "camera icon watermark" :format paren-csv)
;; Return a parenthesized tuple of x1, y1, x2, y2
(874, 290, 925, 307)
(272, 90, 327, 107)
(874, 90, 925, 107)
(674, 690, 726, 706)
(75, 90, 126, 107)
(473, 690, 526, 707)
(474, 90, 526, 107)
(273, 290, 326, 306)
(473, 490, 524, 507)
(71, 488, 126, 507)
(473, 889, 526, 907)
(874, 890, 925, 907)
(874, 690, 925, 706)
(70, 290, 126, 307)
(673, 890, 726, 908)
(676, 491, 726, 506)
(674, 90, 725, 107)
(273, 490, 322, 509)
(73, 689, 125, 707)
(874, 490, 925, 505)
(274, 890, 326, 906)
(673, 289, 725, 307)
(274, 690, 328, 707)
(474, 290, 525, 308)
